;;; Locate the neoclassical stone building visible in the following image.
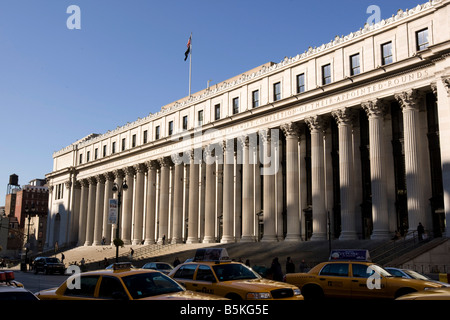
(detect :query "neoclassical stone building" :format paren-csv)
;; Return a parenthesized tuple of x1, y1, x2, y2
(45, 0, 450, 249)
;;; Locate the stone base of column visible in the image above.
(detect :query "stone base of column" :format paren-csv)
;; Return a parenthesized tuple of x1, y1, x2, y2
(371, 230, 391, 240)
(144, 240, 156, 245)
(92, 240, 101, 246)
(83, 241, 92, 246)
(123, 239, 132, 245)
(186, 237, 199, 244)
(339, 232, 358, 241)
(261, 235, 277, 242)
(132, 240, 142, 245)
(202, 237, 216, 243)
(171, 237, 184, 244)
(220, 236, 235, 243)
(310, 233, 327, 241)
(240, 235, 256, 242)
(284, 234, 302, 242)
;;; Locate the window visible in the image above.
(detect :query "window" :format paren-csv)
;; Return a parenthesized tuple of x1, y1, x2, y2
(168, 121, 173, 136)
(173, 264, 197, 280)
(103, 145, 107, 157)
(94, 148, 98, 160)
(64, 276, 100, 297)
(79, 153, 83, 164)
(121, 138, 126, 151)
(319, 263, 349, 277)
(273, 82, 281, 101)
(214, 104, 221, 120)
(86, 151, 90, 162)
(98, 276, 127, 299)
(182, 116, 188, 130)
(155, 126, 160, 140)
(296, 74, 305, 93)
(132, 134, 136, 147)
(252, 90, 259, 108)
(112, 142, 116, 154)
(196, 265, 216, 282)
(381, 42, 393, 65)
(198, 110, 203, 126)
(416, 28, 429, 51)
(350, 54, 361, 76)
(143, 130, 148, 144)
(322, 64, 331, 85)
(232, 97, 239, 114)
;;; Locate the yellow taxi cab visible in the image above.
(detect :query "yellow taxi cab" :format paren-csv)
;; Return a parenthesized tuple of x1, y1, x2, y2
(396, 287, 450, 300)
(168, 248, 303, 300)
(284, 249, 445, 300)
(36, 262, 226, 300)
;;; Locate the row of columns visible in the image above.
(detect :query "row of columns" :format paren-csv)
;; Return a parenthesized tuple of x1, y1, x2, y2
(67, 87, 441, 246)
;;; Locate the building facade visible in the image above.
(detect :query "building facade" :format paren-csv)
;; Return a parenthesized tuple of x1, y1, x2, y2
(46, 0, 450, 250)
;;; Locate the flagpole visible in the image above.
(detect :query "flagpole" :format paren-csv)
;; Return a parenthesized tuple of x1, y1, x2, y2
(189, 32, 192, 97)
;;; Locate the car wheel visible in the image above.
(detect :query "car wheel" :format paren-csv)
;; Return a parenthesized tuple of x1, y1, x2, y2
(302, 284, 324, 300)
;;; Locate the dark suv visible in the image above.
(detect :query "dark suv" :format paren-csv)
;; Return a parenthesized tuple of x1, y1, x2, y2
(33, 257, 66, 275)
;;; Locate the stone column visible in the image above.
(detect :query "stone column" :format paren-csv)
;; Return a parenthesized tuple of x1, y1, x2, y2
(281, 122, 302, 241)
(144, 161, 158, 244)
(260, 129, 277, 242)
(132, 163, 146, 245)
(172, 157, 184, 244)
(77, 179, 89, 246)
(306, 116, 328, 241)
(395, 90, 427, 235)
(241, 136, 255, 242)
(158, 157, 172, 244)
(122, 166, 135, 245)
(84, 176, 97, 246)
(187, 149, 200, 243)
(102, 172, 115, 244)
(362, 99, 390, 239)
(222, 139, 235, 243)
(71, 181, 81, 244)
(92, 174, 106, 245)
(203, 146, 216, 243)
(332, 108, 358, 240)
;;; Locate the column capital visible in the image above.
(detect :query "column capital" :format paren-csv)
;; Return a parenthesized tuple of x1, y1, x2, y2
(331, 107, 356, 126)
(280, 122, 301, 138)
(362, 99, 387, 118)
(259, 128, 271, 143)
(87, 176, 97, 185)
(158, 157, 173, 168)
(79, 179, 89, 188)
(145, 160, 159, 170)
(134, 163, 147, 173)
(103, 171, 115, 181)
(442, 75, 450, 96)
(64, 180, 72, 188)
(123, 166, 135, 177)
(113, 169, 125, 180)
(74, 181, 81, 189)
(305, 115, 328, 133)
(394, 89, 421, 110)
(95, 174, 106, 184)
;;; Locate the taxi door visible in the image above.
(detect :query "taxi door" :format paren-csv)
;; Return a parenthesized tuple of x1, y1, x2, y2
(317, 263, 352, 298)
(350, 263, 388, 299)
(192, 265, 218, 296)
(172, 264, 198, 290)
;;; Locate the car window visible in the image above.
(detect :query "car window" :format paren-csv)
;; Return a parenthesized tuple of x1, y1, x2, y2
(196, 265, 215, 282)
(98, 276, 127, 299)
(0, 291, 38, 301)
(121, 273, 183, 299)
(64, 276, 100, 297)
(212, 264, 259, 281)
(319, 263, 349, 277)
(173, 264, 197, 280)
(385, 268, 404, 278)
(46, 258, 61, 263)
(156, 263, 172, 270)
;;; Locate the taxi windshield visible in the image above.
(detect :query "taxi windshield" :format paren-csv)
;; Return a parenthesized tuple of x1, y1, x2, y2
(212, 263, 260, 281)
(122, 272, 184, 299)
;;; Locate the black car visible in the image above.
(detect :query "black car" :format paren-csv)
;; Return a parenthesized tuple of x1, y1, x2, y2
(33, 257, 66, 275)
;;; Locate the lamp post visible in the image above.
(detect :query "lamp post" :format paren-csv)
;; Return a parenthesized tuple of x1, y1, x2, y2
(112, 180, 128, 262)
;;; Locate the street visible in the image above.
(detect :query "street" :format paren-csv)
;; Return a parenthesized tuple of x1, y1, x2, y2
(12, 270, 70, 294)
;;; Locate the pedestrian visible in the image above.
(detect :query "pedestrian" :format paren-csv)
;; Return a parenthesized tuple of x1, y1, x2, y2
(270, 257, 283, 281)
(130, 248, 134, 259)
(286, 257, 295, 274)
(417, 222, 425, 241)
(61, 253, 65, 264)
(103, 257, 109, 268)
(245, 259, 251, 267)
(299, 259, 307, 273)
(173, 257, 181, 267)
(101, 237, 106, 245)
(162, 234, 166, 245)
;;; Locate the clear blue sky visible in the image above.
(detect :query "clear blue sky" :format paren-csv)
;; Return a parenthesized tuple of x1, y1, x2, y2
(0, 0, 420, 205)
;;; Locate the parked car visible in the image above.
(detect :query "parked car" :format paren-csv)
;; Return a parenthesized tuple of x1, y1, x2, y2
(33, 257, 66, 275)
(0, 271, 38, 300)
(385, 267, 450, 287)
(142, 262, 174, 275)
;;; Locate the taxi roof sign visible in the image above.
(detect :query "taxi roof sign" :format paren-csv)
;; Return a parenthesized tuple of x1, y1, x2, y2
(329, 249, 371, 262)
(193, 248, 230, 262)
